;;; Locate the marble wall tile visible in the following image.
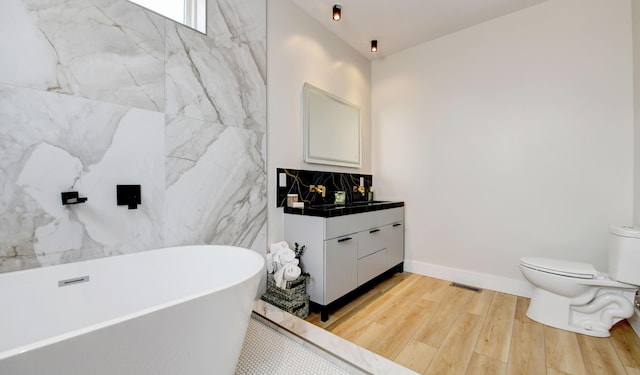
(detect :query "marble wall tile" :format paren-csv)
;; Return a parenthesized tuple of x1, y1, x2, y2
(212, 0, 267, 77)
(163, 0, 266, 251)
(166, 115, 266, 250)
(0, 0, 165, 112)
(0, 0, 266, 273)
(165, 0, 266, 131)
(0, 84, 164, 272)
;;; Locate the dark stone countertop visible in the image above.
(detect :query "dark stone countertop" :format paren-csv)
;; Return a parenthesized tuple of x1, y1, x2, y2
(283, 201, 404, 218)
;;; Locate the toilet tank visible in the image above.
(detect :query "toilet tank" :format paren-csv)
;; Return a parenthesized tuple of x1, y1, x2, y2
(608, 226, 640, 285)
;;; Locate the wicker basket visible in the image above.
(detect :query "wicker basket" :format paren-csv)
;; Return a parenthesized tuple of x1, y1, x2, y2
(266, 273, 308, 301)
(261, 293, 310, 319)
(262, 273, 310, 319)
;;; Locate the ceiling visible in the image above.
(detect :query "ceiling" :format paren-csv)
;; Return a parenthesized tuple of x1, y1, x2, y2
(289, 0, 550, 59)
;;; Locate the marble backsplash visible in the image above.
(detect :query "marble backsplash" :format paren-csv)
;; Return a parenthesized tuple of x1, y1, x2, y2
(276, 168, 373, 207)
(0, 0, 266, 273)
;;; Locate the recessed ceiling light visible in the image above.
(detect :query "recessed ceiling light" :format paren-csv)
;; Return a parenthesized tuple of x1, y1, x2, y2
(371, 40, 378, 52)
(333, 4, 341, 21)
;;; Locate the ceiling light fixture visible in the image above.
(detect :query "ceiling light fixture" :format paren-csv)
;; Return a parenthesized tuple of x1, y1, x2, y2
(371, 40, 378, 52)
(333, 4, 341, 21)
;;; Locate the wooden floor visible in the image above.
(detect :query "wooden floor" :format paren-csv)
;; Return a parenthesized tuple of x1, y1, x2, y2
(307, 273, 640, 375)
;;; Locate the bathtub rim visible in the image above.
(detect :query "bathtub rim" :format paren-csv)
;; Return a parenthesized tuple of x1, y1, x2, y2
(0, 245, 264, 361)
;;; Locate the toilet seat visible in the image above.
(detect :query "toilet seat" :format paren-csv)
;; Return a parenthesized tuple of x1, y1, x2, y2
(520, 257, 597, 279)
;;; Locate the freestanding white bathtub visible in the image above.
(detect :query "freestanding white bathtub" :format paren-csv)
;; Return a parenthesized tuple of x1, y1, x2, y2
(0, 245, 264, 375)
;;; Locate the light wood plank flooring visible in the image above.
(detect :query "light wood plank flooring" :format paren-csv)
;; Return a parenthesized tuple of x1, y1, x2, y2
(307, 273, 640, 375)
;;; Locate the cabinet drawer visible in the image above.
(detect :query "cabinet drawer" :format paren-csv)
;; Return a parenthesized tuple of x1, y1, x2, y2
(325, 207, 404, 239)
(324, 236, 358, 304)
(387, 222, 405, 266)
(357, 226, 388, 259)
(357, 249, 388, 286)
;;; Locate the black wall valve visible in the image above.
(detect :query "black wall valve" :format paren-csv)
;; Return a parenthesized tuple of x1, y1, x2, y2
(61, 191, 88, 205)
(117, 185, 141, 209)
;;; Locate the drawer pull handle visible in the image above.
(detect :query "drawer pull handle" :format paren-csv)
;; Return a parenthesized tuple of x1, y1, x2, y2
(337, 237, 353, 243)
(393, 223, 403, 227)
(369, 229, 381, 234)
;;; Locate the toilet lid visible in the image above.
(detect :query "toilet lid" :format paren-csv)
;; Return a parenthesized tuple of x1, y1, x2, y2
(610, 225, 640, 238)
(520, 257, 597, 279)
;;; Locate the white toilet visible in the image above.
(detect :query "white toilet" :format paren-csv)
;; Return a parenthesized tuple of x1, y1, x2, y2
(519, 225, 640, 337)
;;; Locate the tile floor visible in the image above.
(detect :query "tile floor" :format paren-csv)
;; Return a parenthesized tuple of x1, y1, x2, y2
(235, 317, 354, 374)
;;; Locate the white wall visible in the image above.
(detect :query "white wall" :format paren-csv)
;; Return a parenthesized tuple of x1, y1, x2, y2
(632, 0, 640, 337)
(634, 0, 640, 225)
(372, 0, 634, 296)
(266, 0, 371, 244)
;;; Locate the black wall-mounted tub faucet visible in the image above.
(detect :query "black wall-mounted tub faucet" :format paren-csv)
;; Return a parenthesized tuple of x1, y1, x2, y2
(61, 191, 88, 205)
(117, 185, 141, 209)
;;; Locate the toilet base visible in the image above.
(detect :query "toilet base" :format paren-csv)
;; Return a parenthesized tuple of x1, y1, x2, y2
(526, 287, 636, 337)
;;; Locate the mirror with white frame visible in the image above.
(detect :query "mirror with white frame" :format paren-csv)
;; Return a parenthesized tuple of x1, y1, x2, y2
(303, 83, 361, 168)
(128, 0, 206, 34)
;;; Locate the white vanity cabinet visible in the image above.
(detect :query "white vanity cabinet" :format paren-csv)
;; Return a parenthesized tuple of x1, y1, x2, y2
(284, 206, 404, 321)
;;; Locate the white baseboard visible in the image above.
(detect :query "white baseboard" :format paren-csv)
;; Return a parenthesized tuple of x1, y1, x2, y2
(629, 310, 640, 339)
(405, 259, 534, 298)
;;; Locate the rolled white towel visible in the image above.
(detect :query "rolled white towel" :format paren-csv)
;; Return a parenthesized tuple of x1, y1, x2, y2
(283, 264, 301, 282)
(266, 253, 274, 274)
(275, 264, 302, 288)
(269, 241, 289, 254)
(272, 250, 297, 272)
(269, 242, 291, 271)
(277, 248, 298, 265)
(274, 266, 286, 288)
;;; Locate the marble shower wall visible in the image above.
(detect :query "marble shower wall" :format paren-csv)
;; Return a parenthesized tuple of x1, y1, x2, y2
(0, 0, 266, 273)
